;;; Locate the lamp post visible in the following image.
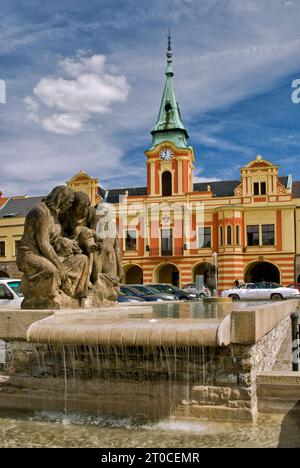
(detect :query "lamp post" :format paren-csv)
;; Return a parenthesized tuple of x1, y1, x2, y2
(291, 313, 299, 372)
(212, 252, 218, 298)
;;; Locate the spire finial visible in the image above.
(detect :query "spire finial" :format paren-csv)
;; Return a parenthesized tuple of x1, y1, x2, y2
(167, 26, 172, 59)
(166, 26, 173, 76)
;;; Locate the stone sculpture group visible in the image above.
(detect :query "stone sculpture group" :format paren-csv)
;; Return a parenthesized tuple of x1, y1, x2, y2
(16, 186, 123, 309)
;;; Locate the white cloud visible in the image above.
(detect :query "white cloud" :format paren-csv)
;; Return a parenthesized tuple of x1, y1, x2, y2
(0, 134, 123, 196)
(25, 54, 130, 135)
(59, 55, 107, 77)
(41, 113, 85, 135)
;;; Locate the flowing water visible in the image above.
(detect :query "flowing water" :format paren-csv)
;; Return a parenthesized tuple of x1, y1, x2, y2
(0, 409, 299, 448)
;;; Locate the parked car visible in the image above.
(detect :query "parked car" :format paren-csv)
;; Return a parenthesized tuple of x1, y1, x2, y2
(130, 284, 178, 301)
(221, 282, 300, 301)
(120, 285, 164, 302)
(183, 283, 211, 299)
(0, 279, 23, 309)
(148, 284, 198, 301)
(117, 291, 145, 303)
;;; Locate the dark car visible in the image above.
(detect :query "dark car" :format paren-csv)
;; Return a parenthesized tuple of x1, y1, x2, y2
(117, 290, 145, 303)
(130, 284, 178, 301)
(148, 284, 198, 301)
(120, 286, 164, 302)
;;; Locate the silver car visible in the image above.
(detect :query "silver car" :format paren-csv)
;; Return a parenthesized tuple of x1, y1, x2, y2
(183, 283, 211, 299)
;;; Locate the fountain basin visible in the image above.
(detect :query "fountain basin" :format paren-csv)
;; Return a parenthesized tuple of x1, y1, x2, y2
(0, 300, 298, 423)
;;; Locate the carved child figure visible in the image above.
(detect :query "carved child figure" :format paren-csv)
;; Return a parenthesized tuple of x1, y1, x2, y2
(60, 191, 103, 285)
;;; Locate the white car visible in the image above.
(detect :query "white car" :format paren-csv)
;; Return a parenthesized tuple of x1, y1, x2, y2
(222, 282, 300, 301)
(0, 279, 23, 308)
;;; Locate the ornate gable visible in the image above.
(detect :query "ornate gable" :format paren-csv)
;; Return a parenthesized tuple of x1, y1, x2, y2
(66, 170, 100, 206)
(236, 155, 288, 198)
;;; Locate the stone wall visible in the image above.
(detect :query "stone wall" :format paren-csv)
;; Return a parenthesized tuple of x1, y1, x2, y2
(176, 314, 291, 421)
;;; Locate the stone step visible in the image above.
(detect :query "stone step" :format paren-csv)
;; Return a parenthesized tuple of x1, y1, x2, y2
(257, 371, 300, 414)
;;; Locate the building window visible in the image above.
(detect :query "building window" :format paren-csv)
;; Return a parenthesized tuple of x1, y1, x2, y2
(14, 240, 20, 256)
(227, 225, 232, 246)
(219, 226, 223, 246)
(0, 241, 5, 257)
(162, 171, 172, 197)
(236, 225, 240, 245)
(253, 181, 267, 196)
(262, 224, 275, 246)
(125, 231, 137, 251)
(161, 229, 173, 256)
(198, 227, 212, 249)
(247, 225, 259, 246)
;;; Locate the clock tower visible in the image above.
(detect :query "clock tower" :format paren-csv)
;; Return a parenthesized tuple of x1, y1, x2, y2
(145, 32, 195, 197)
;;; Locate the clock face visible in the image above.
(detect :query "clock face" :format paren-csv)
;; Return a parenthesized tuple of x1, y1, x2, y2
(160, 148, 173, 161)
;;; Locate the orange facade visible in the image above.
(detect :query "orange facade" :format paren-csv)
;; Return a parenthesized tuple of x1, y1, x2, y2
(119, 154, 298, 290)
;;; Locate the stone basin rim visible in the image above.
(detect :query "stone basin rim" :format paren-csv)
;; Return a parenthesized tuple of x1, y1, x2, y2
(26, 311, 231, 348)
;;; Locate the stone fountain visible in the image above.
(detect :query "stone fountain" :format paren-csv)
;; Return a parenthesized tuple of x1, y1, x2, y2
(0, 186, 298, 423)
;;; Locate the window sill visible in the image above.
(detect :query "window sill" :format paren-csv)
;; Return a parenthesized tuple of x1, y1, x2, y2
(245, 245, 276, 250)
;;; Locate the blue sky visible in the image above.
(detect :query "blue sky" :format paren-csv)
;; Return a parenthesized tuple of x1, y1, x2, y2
(1, 0, 300, 195)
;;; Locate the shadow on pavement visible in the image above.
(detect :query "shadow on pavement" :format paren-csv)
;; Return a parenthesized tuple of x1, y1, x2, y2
(278, 401, 300, 448)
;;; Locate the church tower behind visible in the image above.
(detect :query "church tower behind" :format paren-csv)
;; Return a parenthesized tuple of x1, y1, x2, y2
(145, 32, 195, 197)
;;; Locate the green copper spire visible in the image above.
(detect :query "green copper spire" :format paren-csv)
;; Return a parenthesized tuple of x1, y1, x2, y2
(151, 30, 189, 149)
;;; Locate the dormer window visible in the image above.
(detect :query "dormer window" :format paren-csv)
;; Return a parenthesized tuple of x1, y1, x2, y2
(253, 182, 266, 196)
(261, 182, 266, 195)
